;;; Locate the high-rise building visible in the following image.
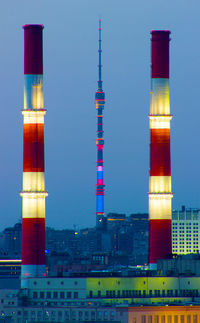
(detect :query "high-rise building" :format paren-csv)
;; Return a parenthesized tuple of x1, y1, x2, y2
(172, 206, 200, 254)
(95, 20, 106, 227)
(20, 25, 47, 288)
(148, 31, 173, 269)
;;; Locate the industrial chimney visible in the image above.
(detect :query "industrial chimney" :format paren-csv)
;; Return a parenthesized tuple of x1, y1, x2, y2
(21, 25, 47, 287)
(148, 31, 173, 269)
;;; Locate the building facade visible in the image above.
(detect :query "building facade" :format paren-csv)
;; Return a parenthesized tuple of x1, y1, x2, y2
(172, 206, 200, 254)
(2, 275, 200, 322)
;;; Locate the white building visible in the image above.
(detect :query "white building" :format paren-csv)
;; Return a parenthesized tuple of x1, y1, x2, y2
(172, 206, 200, 254)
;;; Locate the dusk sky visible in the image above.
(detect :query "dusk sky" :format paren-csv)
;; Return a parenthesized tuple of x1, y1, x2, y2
(0, 1, 200, 230)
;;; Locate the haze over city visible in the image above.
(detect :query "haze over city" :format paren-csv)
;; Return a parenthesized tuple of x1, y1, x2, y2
(0, 0, 199, 230)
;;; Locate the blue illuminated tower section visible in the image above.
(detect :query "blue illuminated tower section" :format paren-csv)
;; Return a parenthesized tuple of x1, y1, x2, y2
(95, 20, 105, 227)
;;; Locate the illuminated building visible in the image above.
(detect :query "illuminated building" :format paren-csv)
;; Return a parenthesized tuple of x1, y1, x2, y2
(172, 206, 200, 254)
(127, 306, 200, 323)
(148, 31, 173, 269)
(0, 259, 21, 278)
(23, 275, 200, 303)
(95, 20, 106, 227)
(2, 275, 200, 321)
(20, 25, 47, 288)
(1, 302, 200, 323)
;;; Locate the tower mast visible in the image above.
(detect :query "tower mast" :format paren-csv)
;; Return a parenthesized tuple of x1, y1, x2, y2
(95, 20, 105, 227)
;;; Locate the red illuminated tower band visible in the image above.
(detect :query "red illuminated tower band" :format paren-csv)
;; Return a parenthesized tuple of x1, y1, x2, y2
(95, 20, 105, 227)
(148, 31, 173, 269)
(21, 25, 47, 287)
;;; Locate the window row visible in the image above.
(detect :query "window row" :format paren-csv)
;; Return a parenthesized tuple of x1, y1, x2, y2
(88, 289, 199, 298)
(139, 314, 198, 323)
(32, 291, 78, 299)
(17, 309, 116, 321)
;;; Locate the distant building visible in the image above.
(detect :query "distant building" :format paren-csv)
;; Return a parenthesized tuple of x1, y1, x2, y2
(46, 227, 80, 253)
(172, 206, 200, 254)
(2, 223, 21, 256)
(0, 212, 149, 276)
(131, 214, 149, 265)
(158, 254, 200, 276)
(106, 213, 149, 265)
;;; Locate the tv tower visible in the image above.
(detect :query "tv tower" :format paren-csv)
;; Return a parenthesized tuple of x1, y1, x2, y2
(21, 25, 47, 287)
(148, 31, 173, 269)
(95, 20, 106, 227)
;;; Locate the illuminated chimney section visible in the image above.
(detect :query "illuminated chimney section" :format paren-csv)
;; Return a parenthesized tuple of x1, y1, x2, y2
(21, 25, 47, 287)
(148, 31, 173, 269)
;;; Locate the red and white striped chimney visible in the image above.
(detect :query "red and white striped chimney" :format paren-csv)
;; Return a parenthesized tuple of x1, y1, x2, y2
(148, 31, 173, 269)
(21, 25, 47, 287)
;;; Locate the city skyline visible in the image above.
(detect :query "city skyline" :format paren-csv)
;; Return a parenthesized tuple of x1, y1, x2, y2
(0, 1, 199, 229)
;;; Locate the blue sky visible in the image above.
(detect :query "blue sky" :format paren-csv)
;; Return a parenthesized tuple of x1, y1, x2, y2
(0, 0, 200, 229)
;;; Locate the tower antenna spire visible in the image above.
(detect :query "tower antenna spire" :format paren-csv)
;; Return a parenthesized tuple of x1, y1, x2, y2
(98, 19, 102, 90)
